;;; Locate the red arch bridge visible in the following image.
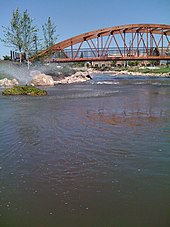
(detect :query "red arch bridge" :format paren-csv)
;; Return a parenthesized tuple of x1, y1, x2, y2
(30, 24, 170, 63)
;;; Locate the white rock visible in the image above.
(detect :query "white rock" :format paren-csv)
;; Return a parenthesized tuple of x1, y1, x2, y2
(0, 78, 19, 87)
(31, 73, 55, 86)
(54, 71, 91, 84)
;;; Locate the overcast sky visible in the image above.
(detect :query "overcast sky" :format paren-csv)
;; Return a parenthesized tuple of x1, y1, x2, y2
(0, 0, 170, 58)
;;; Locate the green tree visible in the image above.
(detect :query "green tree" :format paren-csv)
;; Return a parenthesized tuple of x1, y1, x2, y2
(1, 8, 23, 55)
(21, 9, 37, 58)
(42, 17, 58, 48)
(1, 8, 37, 63)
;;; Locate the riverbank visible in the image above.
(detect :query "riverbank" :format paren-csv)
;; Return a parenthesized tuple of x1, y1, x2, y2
(72, 66, 170, 78)
(53, 67, 170, 84)
(97, 69, 170, 77)
(0, 62, 170, 87)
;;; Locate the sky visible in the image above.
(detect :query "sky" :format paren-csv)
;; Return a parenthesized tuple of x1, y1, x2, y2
(0, 0, 170, 58)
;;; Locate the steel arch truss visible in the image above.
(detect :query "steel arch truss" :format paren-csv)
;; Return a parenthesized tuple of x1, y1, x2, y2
(30, 24, 170, 62)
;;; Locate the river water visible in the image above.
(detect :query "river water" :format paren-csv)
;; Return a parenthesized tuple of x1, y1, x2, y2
(0, 74, 170, 227)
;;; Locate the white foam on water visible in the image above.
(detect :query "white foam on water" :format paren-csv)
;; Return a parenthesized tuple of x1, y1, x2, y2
(96, 81, 120, 85)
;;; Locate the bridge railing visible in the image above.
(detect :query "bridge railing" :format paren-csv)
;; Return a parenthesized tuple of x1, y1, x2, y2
(52, 47, 169, 60)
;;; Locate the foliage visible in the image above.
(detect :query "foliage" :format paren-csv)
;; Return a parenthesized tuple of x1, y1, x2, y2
(148, 60, 160, 66)
(111, 61, 116, 67)
(1, 8, 23, 52)
(21, 10, 37, 56)
(42, 17, 58, 48)
(3, 55, 10, 60)
(1, 9, 59, 59)
(2, 86, 47, 96)
(128, 61, 138, 66)
(73, 62, 85, 67)
(1, 8, 37, 58)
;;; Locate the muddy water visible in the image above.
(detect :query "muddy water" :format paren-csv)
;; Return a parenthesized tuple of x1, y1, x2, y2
(0, 75, 170, 227)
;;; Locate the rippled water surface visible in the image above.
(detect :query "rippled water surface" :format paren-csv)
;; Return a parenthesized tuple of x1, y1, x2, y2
(0, 74, 170, 227)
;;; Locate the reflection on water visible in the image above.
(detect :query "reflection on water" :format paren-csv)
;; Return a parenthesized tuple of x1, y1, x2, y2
(85, 110, 165, 126)
(0, 75, 170, 227)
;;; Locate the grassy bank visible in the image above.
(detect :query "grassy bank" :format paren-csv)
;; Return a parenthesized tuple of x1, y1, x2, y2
(113, 66, 170, 74)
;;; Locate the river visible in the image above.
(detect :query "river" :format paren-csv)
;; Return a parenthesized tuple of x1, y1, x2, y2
(0, 74, 170, 227)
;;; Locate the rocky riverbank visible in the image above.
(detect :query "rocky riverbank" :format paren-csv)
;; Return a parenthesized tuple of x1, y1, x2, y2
(0, 71, 91, 87)
(1, 67, 170, 88)
(53, 71, 92, 84)
(29, 70, 92, 86)
(110, 70, 170, 77)
(0, 78, 19, 87)
(78, 68, 170, 77)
